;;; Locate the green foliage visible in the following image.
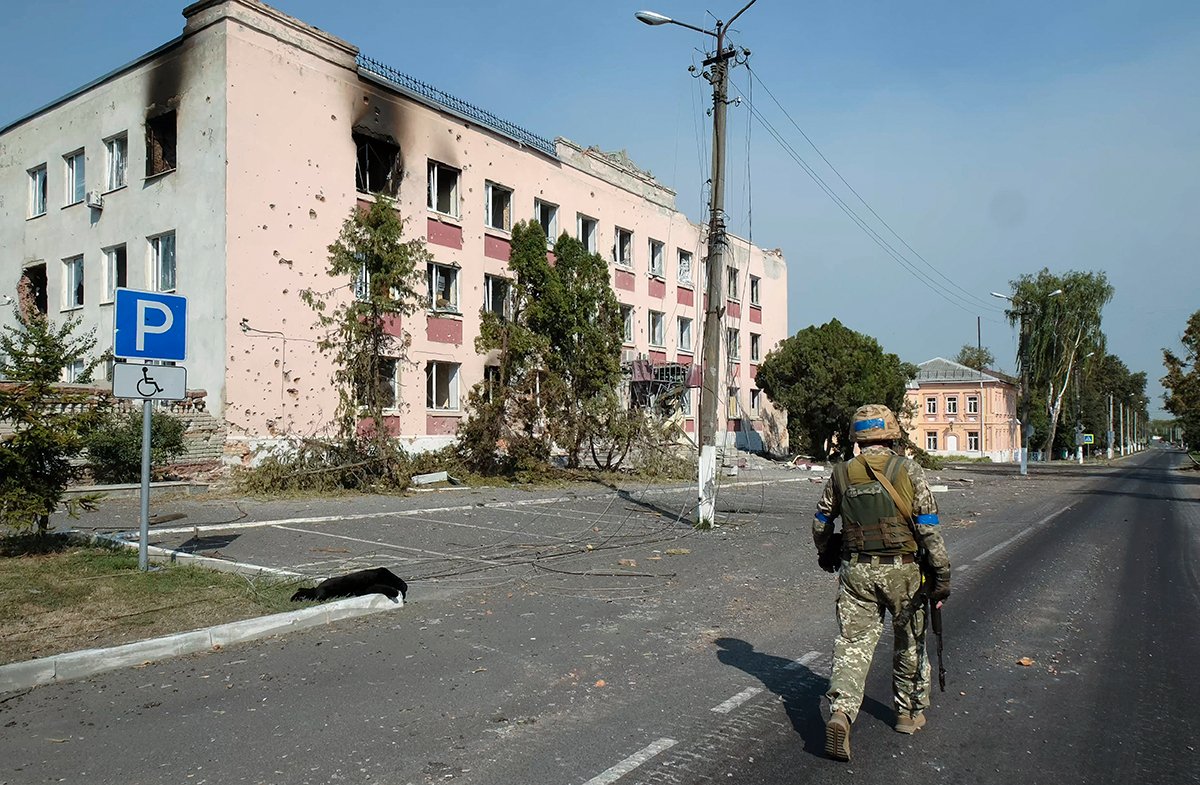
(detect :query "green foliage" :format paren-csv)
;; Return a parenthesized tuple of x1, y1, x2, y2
(953, 344, 995, 371)
(0, 310, 106, 533)
(83, 410, 187, 484)
(756, 319, 916, 460)
(459, 221, 624, 473)
(300, 196, 427, 444)
(1001, 268, 1114, 457)
(1163, 309, 1200, 446)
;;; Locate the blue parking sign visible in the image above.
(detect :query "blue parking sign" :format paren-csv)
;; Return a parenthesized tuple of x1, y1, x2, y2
(113, 288, 187, 362)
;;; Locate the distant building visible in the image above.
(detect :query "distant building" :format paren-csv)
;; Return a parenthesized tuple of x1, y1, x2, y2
(903, 358, 1019, 462)
(0, 0, 788, 460)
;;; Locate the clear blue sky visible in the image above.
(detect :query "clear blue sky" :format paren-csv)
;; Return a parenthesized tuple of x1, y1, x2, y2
(5, 0, 1198, 417)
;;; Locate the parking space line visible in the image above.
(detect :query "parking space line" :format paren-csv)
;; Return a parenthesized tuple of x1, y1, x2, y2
(580, 738, 677, 785)
(711, 686, 763, 713)
(272, 525, 510, 567)
(784, 650, 823, 670)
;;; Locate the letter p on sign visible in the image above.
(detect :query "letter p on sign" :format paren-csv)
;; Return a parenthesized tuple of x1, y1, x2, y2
(113, 289, 188, 362)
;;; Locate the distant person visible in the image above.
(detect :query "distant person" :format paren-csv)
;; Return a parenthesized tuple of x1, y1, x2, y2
(811, 405, 952, 761)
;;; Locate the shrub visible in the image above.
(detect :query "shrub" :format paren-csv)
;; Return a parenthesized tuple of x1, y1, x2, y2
(84, 410, 187, 484)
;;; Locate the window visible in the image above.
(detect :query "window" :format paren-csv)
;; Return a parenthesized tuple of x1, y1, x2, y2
(427, 160, 460, 216)
(103, 245, 127, 303)
(371, 358, 398, 409)
(426, 361, 460, 410)
(727, 327, 740, 360)
(484, 274, 512, 320)
(353, 254, 371, 301)
(750, 333, 761, 362)
(648, 240, 664, 277)
(968, 431, 980, 451)
(354, 132, 400, 196)
(104, 356, 127, 382)
(146, 110, 177, 176)
(946, 396, 959, 415)
(66, 359, 87, 383)
(28, 165, 47, 217)
(678, 316, 693, 353)
(150, 232, 176, 292)
(63, 256, 84, 309)
(484, 365, 502, 402)
(680, 388, 692, 415)
(677, 249, 693, 283)
(926, 431, 938, 451)
(727, 387, 740, 418)
(485, 182, 512, 231)
(535, 199, 558, 240)
(614, 228, 633, 267)
(105, 134, 128, 191)
(428, 263, 459, 312)
(577, 214, 597, 253)
(750, 275, 761, 306)
(727, 266, 740, 300)
(925, 396, 937, 415)
(967, 395, 979, 415)
(649, 310, 664, 346)
(620, 304, 633, 343)
(750, 388, 762, 416)
(64, 150, 85, 206)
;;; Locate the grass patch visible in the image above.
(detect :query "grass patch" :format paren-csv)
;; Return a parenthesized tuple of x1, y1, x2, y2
(0, 538, 303, 666)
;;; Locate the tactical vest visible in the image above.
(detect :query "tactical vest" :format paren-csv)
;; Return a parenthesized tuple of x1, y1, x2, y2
(832, 453, 919, 555)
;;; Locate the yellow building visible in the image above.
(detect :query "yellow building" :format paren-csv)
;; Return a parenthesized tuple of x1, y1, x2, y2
(904, 358, 1019, 462)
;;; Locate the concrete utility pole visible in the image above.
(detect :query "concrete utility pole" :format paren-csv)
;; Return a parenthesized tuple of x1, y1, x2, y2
(637, 1, 757, 527)
(1107, 393, 1114, 460)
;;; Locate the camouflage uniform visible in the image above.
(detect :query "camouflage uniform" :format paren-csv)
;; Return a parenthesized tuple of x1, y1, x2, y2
(813, 444, 951, 722)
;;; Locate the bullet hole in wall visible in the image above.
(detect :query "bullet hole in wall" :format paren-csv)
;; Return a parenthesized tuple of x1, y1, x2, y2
(309, 209, 317, 219)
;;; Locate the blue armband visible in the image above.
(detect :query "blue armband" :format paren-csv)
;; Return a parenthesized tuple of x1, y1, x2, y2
(815, 511, 830, 523)
(915, 513, 939, 525)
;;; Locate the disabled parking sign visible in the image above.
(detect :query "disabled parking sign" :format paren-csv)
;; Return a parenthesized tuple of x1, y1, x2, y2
(113, 288, 187, 362)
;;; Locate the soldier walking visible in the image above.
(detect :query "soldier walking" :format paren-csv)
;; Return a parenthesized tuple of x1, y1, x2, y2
(812, 405, 951, 761)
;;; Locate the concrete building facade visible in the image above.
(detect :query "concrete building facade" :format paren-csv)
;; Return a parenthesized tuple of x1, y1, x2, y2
(903, 357, 1019, 462)
(0, 0, 788, 460)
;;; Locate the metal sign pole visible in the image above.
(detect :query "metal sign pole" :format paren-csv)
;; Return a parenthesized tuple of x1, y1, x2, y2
(138, 399, 152, 571)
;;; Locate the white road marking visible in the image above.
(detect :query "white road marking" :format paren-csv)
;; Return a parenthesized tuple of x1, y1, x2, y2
(711, 686, 763, 713)
(271, 525, 510, 566)
(972, 502, 1076, 563)
(580, 738, 677, 785)
(784, 650, 823, 670)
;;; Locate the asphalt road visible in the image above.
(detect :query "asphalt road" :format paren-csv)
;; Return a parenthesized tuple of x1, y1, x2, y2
(2, 449, 1196, 785)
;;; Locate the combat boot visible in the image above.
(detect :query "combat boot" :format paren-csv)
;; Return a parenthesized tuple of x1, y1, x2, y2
(895, 712, 926, 734)
(825, 710, 851, 761)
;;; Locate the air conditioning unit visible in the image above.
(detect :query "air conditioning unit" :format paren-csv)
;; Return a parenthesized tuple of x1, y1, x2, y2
(85, 190, 104, 210)
(621, 348, 637, 363)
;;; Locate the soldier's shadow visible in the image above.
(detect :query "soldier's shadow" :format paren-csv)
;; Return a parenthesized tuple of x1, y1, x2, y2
(714, 637, 892, 756)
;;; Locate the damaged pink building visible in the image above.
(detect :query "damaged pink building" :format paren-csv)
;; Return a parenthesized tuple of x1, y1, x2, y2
(0, 0, 789, 460)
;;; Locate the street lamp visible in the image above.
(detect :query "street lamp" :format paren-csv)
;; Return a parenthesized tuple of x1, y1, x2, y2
(1074, 350, 1095, 464)
(991, 288, 1063, 475)
(636, 1, 757, 528)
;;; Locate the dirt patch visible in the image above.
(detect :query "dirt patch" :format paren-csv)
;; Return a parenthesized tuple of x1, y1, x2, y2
(0, 541, 303, 665)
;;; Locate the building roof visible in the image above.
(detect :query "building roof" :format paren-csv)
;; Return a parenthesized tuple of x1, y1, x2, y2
(912, 357, 1011, 386)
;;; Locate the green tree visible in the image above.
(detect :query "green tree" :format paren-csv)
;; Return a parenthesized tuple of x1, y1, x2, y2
(1163, 309, 1200, 446)
(954, 344, 995, 372)
(84, 410, 187, 484)
(756, 319, 916, 459)
(301, 196, 427, 445)
(1002, 268, 1114, 458)
(0, 310, 105, 533)
(1070, 352, 1146, 456)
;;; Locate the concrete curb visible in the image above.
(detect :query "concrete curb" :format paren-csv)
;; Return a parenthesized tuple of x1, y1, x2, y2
(82, 531, 307, 579)
(0, 593, 403, 695)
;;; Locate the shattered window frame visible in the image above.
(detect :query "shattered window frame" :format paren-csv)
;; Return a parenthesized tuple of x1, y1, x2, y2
(677, 249, 693, 284)
(102, 244, 127, 304)
(426, 361, 460, 411)
(535, 199, 558, 240)
(726, 266, 740, 300)
(484, 274, 512, 320)
(105, 133, 128, 191)
(648, 239, 664, 277)
(614, 227, 633, 267)
(750, 388, 761, 416)
(427, 160, 460, 217)
(145, 110, 177, 177)
(750, 332, 761, 362)
(427, 262, 459, 313)
(150, 231, 177, 293)
(649, 310, 665, 347)
(726, 327, 740, 360)
(620, 304, 634, 343)
(63, 150, 85, 206)
(749, 275, 761, 306)
(485, 182, 513, 231)
(727, 387, 740, 418)
(354, 132, 401, 197)
(62, 255, 84, 310)
(28, 164, 48, 217)
(577, 214, 598, 253)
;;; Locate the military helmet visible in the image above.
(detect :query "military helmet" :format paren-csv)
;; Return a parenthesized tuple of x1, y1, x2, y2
(850, 404, 902, 443)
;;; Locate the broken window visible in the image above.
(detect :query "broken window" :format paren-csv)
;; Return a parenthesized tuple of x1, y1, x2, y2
(621, 304, 633, 343)
(678, 317, 693, 353)
(484, 365, 501, 402)
(485, 182, 512, 231)
(150, 231, 176, 292)
(727, 266, 740, 300)
(727, 387, 740, 419)
(727, 327, 740, 360)
(426, 361, 460, 410)
(427, 262, 459, 312)
(353, 254, 370, 302)
(577, 214, 597, 253)
(19, 263, 47, 316)
(750, 333, 761, 362)
(677, 249, 693, 283)
(355, 357, 397, 409)
(64, 150, 85, 206)
(749, 275, 761, 306)
(649, 310, 664, 347)
(680, 388, 693, 415)
(427, 160, 459, 216)
(484, 274, 512, 320)
(146, 110, 177, 177)
(28, 165, 47, 217)
(63, 255, 84, 309)
(105, 134, 128, 191)
(750, 389, 761, 416)
(103, 245, 127, 303)
(649, 240, 664, 277)
(534, 199, 558, 240)
(354, 132, 401, 196)
(614, 228, 633, 267)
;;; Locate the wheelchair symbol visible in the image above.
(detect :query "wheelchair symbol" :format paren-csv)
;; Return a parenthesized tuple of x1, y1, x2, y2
(136, 367, 164, 397)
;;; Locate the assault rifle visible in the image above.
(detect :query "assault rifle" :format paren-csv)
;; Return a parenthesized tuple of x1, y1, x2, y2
(896, 561, 946, 691)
